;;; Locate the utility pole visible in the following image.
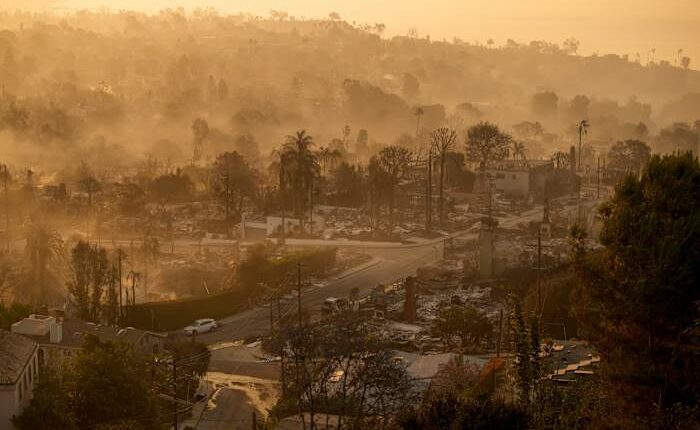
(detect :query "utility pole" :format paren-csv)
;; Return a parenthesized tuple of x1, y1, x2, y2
(297, 260, 303, 328)
(172, 360, 178, 430)
(308, 182, 313, 234)
(526, 211, 553, 320)
(260, 282, 273, 337)
(2, 164, 9, 254)
(143, 237, 148, 303)
(536, 226, 542, 315)
(128, 270, 138, 306)
(118, 250, 123, 321)
(597, 156, 601, 199)
(496, 308, 503, 358)
(487, 173, 494, 228)
(425, 148, 432, 231)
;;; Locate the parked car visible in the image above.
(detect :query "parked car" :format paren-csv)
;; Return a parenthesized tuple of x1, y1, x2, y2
(184, 318, 218, 336)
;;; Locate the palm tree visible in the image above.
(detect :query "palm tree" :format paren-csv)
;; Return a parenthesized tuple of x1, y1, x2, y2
(577, 120, 590, 170)
(25, 222, 64, 304)
(414, 106, 424, 137)
(316, 146, 342, 176)
(281, 130, 320, 232)
(271, 149, 291, 235)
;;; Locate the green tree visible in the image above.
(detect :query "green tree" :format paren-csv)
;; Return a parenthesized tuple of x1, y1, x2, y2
(571, 153, 700, 428)
(166, 340, 211, 400)
(395, 393, 528, 430)
(374, 145, 412, 233)
(210, 151, 256, 221)
(281, 130, 320, 230)
(607, 139, 651, 173)
(315, 146, 342, 177)
(0, 302, 32, 328)
(465, 122, 511, 169)
(149, 170, 193, 203)
(72, 336, 161, 429)
(14, 336, 162, 430)
(330, 162, 365, 207)
(66, 241, 109, 322)
(13, 367, 76, 430)
(24, 221, 64, 304)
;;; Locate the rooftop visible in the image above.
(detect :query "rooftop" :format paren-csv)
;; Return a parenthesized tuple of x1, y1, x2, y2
(484, 159, 555, 172)
(18, 318, 165, 349)
(0, 329, 37, 385)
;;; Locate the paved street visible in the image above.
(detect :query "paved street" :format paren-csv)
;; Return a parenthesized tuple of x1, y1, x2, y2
(191, 238, 449, 344)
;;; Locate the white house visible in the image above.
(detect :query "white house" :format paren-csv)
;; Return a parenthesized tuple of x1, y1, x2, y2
(11, 313, 167, 371)
(0, 329, 39, 430)
(475, 160, 555, 199)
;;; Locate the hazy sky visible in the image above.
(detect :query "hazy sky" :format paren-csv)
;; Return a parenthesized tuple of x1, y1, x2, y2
(8, 0, 700, 67)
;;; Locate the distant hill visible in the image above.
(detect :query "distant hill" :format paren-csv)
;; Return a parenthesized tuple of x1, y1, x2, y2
(0, 10, 697, 171)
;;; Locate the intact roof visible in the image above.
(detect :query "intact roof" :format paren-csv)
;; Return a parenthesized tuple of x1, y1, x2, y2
(0, 329, 37, 385)
(21, 319, 165, 349)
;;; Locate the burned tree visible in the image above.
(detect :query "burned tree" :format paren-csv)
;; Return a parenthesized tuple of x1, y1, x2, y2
(430, 127, 458, 226)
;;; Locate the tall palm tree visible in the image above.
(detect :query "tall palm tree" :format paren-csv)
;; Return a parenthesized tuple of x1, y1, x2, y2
(281, 130, 320, 232)
(414, 106, 424, 137)
(315, 146, 342, 176)
(25, 222, 64, 304)
(577, 120, 590, 170)
(271, 149, 291, 235)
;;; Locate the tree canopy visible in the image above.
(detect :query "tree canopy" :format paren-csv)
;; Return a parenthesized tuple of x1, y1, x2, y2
(465, 122, 512, 169)
(571, 152, 700, 427)
(14, 335, 162, 430)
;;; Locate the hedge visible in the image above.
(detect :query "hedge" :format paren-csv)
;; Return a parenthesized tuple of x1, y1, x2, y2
(123, 247, 337, 331)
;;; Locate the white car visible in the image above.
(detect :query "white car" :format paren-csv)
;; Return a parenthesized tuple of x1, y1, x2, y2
(184, 318, 218, 336)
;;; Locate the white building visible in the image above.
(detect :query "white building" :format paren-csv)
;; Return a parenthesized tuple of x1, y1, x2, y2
(0, 329, 39, 430)
(12, 314, 167, 371)
(476, 160, 555, 199)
